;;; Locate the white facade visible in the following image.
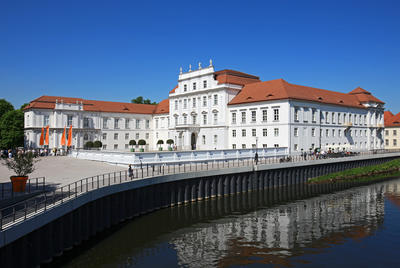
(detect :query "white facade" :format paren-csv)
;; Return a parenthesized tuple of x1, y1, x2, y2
(24, 62, 385, 153)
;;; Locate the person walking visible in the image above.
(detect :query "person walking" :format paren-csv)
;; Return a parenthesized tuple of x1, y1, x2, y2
(254, 152, 259, 165)
(128, 164, 134, 179)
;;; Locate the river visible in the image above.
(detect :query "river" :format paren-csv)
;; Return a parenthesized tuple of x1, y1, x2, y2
(53, 177, 400, 267)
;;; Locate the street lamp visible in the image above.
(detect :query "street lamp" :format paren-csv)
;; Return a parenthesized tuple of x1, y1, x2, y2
(255, 137, 258, 153)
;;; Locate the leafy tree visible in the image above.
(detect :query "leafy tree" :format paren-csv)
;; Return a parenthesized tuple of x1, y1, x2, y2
(2, 153, 39, 176)
(20, 103, 29, 110)
(138, 139, 146, 146)
(93, 140, 102, 148)
(129, 140, 136, 147)
(0, 109, 24, 149)
(85, 141, 94, 149)
(166, 139, 174, 145)
(0, 99, 14, 119)
(157, 139, 164, 145)
(131, 96, 157, 105)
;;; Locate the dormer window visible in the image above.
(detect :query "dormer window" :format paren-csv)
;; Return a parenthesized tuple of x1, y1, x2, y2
(184, 84, 187, 92)
(193, 82, 196, 90)
(203, 80, 207, 88)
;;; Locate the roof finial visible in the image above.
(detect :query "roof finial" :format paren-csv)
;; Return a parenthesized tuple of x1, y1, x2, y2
(209, 59, 213, 67)
(198, 62, 202, 69)
(189, 64, 192, 72)
(179, 67, 182, 74)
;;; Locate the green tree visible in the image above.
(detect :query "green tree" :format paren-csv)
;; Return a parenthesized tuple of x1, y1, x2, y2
(0, 99, 14, 119)
(0, 109, 24, 149)
(131, 96, 157, 105)
(20, 103, 29, 110)
(93, 140, 102, 148)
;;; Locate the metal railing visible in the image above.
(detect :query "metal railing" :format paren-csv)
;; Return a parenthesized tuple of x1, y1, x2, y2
(0, 177, 46, 201)
(1, 149, 400, 231)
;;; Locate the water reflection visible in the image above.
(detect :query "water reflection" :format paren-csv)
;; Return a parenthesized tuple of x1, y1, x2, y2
(59, 178, 400, 268)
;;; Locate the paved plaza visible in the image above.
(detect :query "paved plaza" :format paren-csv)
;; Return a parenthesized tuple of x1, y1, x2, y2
(0, 156, 125, 187)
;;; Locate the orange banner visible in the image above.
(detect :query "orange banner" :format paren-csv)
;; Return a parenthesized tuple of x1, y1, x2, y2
(60, 127, 66, 146)
(39, 127, 44, 146)
(45, 126, 50, 145)
(67, 125, 72, 147)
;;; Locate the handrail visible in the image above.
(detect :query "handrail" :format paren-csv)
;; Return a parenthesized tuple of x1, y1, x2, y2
(0, 177, 46, 200)
(1, 149, 400, 231)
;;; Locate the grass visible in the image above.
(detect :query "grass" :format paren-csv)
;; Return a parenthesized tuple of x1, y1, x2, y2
(308, 158, 400, 184)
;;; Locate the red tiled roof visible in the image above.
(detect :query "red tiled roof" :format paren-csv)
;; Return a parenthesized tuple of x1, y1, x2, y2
(228, 79, 384, 108)
(214, 69, 260, 86)
(153, 99, 169, 114)
(24, 96, 157, 114)
(385, 110, 400, 127)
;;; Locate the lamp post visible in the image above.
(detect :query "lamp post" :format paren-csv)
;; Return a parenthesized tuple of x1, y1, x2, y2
(255, 137, 258, 153)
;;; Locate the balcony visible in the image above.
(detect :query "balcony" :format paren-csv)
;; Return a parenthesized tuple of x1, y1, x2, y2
(174, 123, 200, 131)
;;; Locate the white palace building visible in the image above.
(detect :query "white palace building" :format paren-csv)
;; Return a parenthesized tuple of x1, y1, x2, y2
(24, 61, 385, 154)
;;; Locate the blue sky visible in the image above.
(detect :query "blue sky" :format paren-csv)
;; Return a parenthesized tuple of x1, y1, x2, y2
(1, 0, 399, 111)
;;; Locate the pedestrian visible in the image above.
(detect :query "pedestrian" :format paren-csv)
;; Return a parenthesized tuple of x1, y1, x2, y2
(254, 152, 259, 165)
(128, 164, 134, 179)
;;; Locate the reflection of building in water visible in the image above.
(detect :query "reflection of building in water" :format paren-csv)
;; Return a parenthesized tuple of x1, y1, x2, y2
(170, 186, 385, 267)
(384, 182, 400, 209)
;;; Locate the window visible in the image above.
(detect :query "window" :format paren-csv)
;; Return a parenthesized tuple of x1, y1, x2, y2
(294, 108, 299, 121)
(146, 120, 150, 129)
(262, 144, 267, 148)
(274, 128, 279, 136)
(135, 120, 140, 129)
(241, 112, 246, 123)
(303, 108, 308, 122)
(252, 144, 256, 148)
(67, 115, 73, 126)
(193, 82, 196, 90)
(386, 130, 389, 136)
(114, 118, 119, 129)
(125, 119, 130, 129)
(339, 129, 342, 137)
(125, 133, 129, 140)
(242, 144, 246, 149)
(294, 128, 299, 137)
(394, 130, 397, 136)
(102, 145, 107, 150)
(114, 133, 118, 140)
(232, 113, 236, 124)
(386, 139, 389, 146)
(394, 139, 397, 146)
(213, 113, 218, 124)
(251, 111, 256, 122)
(114, 144, 118, 150)
(203, 96, 207, 107)
(102, 133, 107, 140)
(263, 129, 267, 136)
(183, 115, 187, 124)
(192, 98, 196, 108)
(273, 109, 279, 121)
(203, 114, 207, 125)
(192, 115, 197, 125)
(312, 109, 316, 122)
(135, 133, 139, 139)
(103, 118, 108, 129)
(183, 99, 187, 109)
(294, 144, 298, 151)
(332, 112, 335, 123)
(262, 110, 267, 122)
(84, 134, 88, 141)
(232, 144, 236, 149)
(232, 130, 236, 137)
(202, 135, 206, 145)
(325, 112, 329, 123)
(338, 113, 341, 124)
(214, 135, 217, 144)
(252, 129, 256, 137)
(184, 84, 187, 92)
(125, 144, 129, 149)
(155, 119, 159, 129)
(146, 133, 149, 139)
(43, 115, 49, 126)
(242, 129, 246, 137)
(311, 128, 315, 137)
(344, 113, 347, 123)
(326, 129, 329, 137)
(83, 117, 89, 128)
(175, 100, 178, 110)
(203, 80, 207, 88)
(274, 144, 279, 148)
(332, 129, 335, 137)
(213, 94, 218, 105)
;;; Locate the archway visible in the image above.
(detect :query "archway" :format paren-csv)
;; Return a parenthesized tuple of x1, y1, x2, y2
(191, 133, 197, 150)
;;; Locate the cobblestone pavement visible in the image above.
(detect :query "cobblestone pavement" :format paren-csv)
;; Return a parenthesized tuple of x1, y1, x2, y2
(0, 156, 125, 187)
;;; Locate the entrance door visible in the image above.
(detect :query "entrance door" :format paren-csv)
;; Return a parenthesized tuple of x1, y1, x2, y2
(191, 133, 196, 150)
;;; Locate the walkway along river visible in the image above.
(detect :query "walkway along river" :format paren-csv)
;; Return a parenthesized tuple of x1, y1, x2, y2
(1, 152, 400, 267)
